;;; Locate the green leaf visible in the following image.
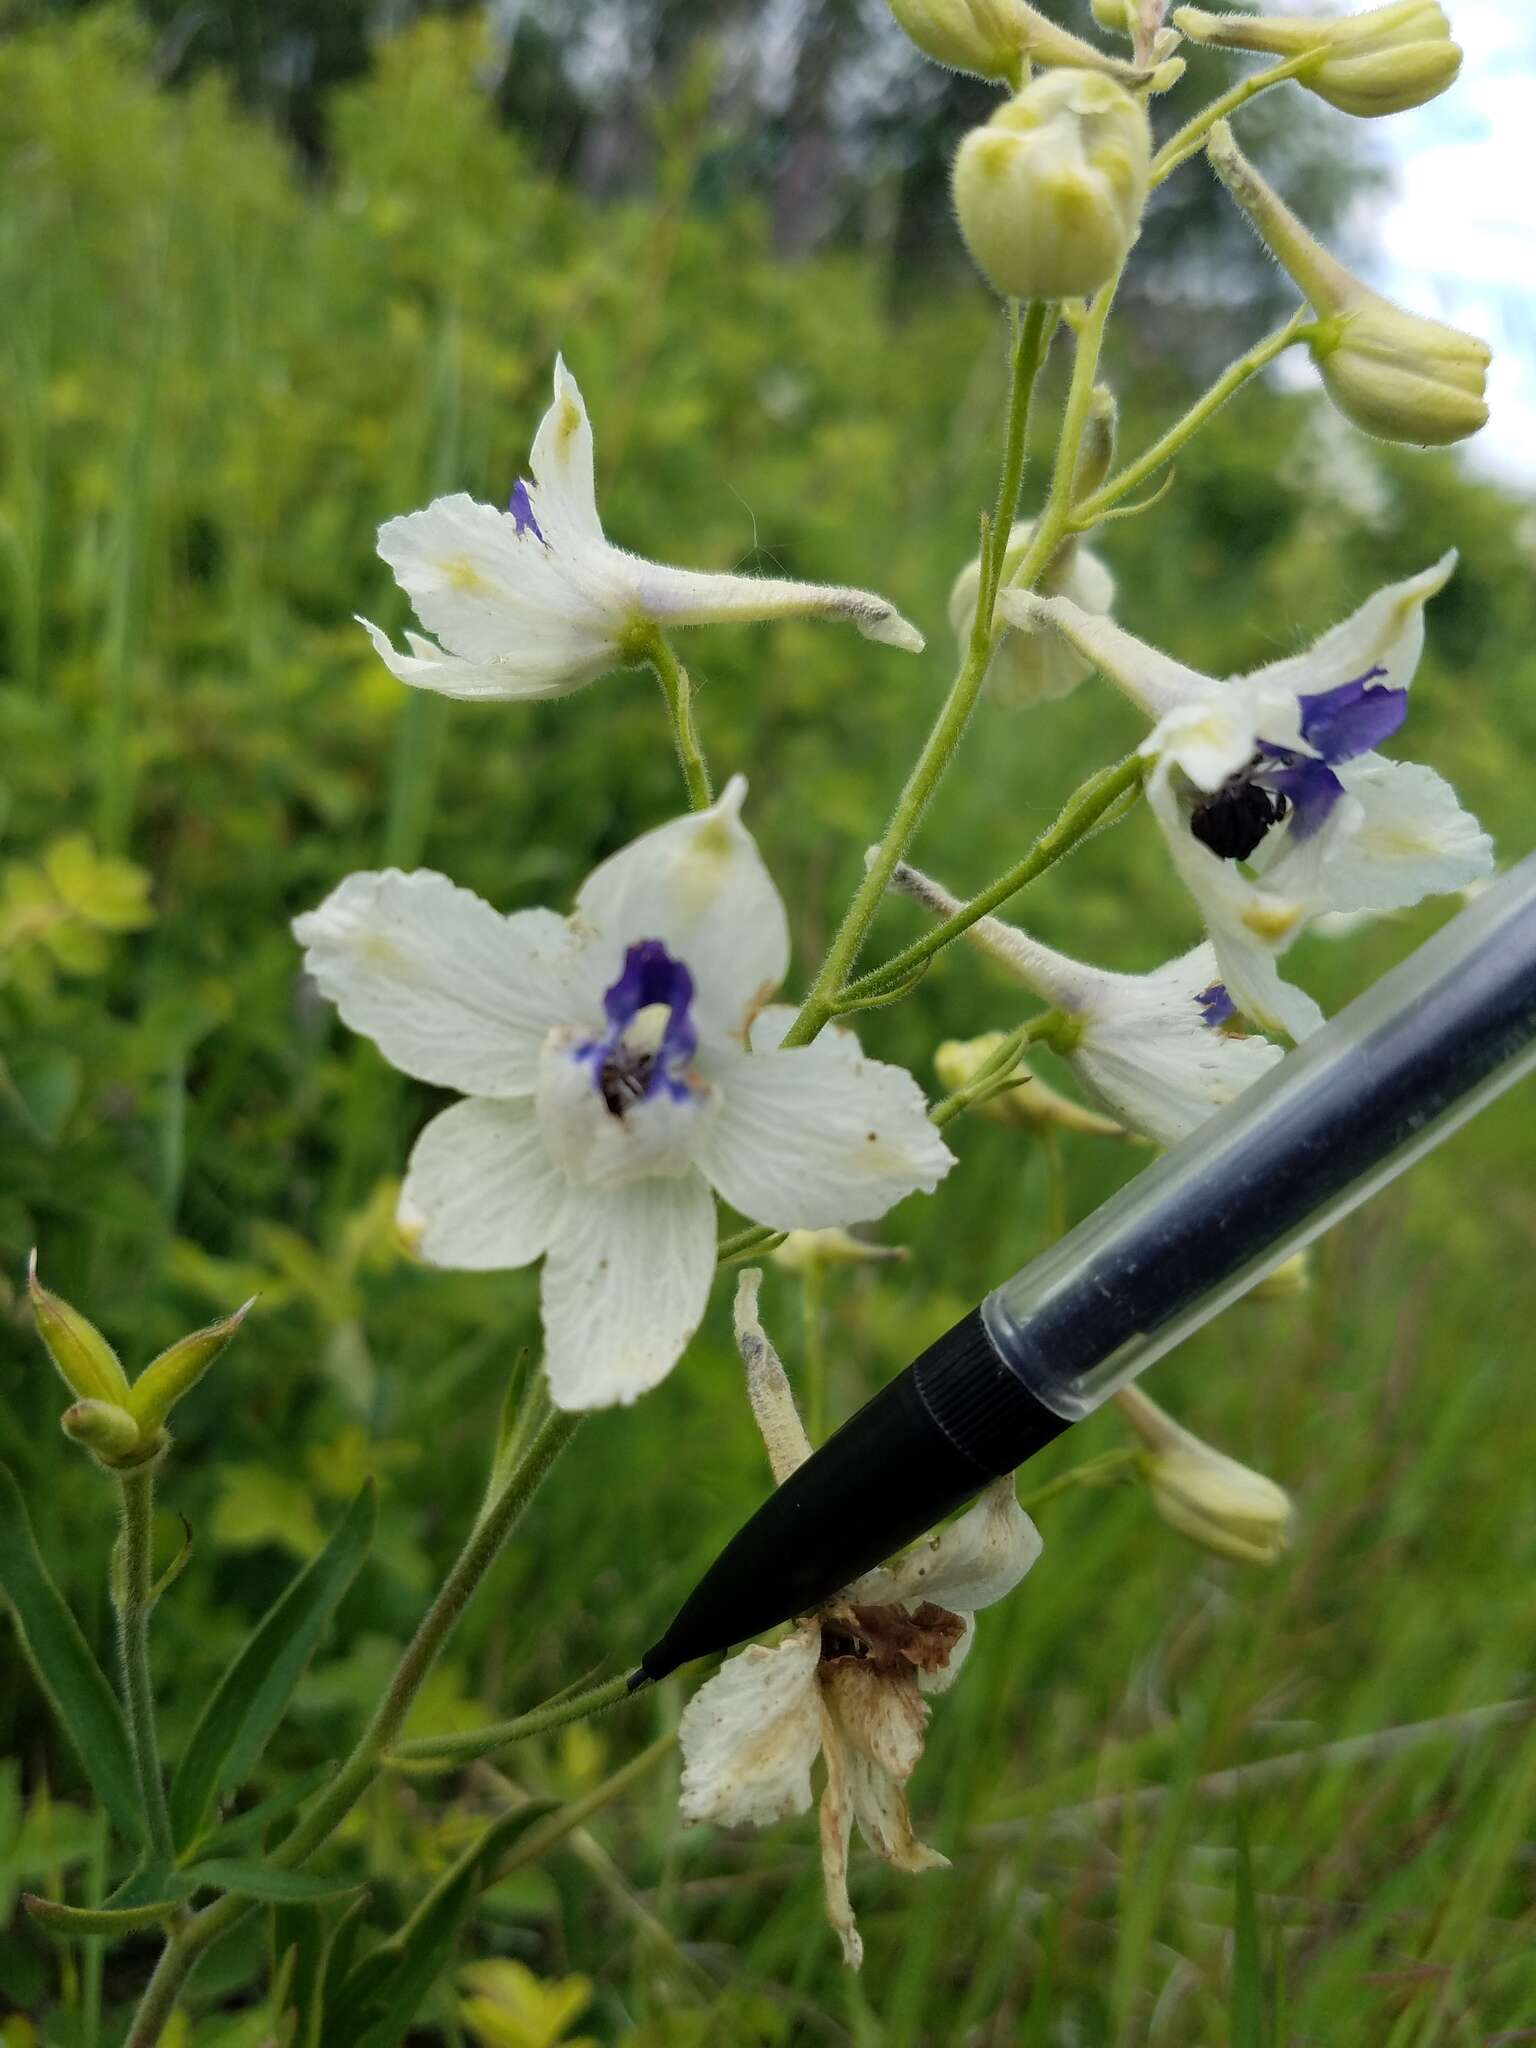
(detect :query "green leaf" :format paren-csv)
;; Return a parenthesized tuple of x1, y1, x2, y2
(0, 1464, 144, 1846)
(193, 1762, 337, 1863)
(329, 1800, 561, 2048)
(24, 1885, 186, 1939)
(185, 1858, 367, 1905)
(168, 1482, 375, 1853)
(1231, 1806, 1265, 2048)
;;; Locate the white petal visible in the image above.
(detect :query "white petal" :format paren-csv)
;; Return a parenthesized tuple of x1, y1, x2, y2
(572, 776, 790, 1040)
(536, 1028, 715, 1192)
(817, 1712, 863, 1969)
(678, 1624, 822, 1830)
(1247, 553, 1456, 700)
(917, 1616, 974, 1697)
(631, 558, 924, 654)
(527, 356, 604, 547)
(821, 1661, 929, 1783)
(864, 1479, 1043, 1616)
(846, 1749, 949, 1875)
(1071, 947, 1286, 1147)
(293, 870, 576, 1096)
(1142, 690, 1264, 795)
(699, 1030, 954, 1232)
(358, 617, 604, 703)
(734, 1269, 813, 1485)
(1316, 756, 1494, 913)
(540, 1174, 717, 1409)
(1002, 590, 1215, 719)
(399, 1097, 565, 1271)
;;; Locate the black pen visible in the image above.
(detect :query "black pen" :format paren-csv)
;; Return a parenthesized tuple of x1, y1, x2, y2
(637, 853, 1536, 1686)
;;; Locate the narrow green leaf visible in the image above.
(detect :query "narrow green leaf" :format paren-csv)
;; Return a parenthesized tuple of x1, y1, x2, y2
(24, 1888, 184, 1940)
(187, 1858, 367, 1905)
(191, 1762, 336, 1863)
(168, 1483, 375, 1852)
(106, 1862, 195, 1912)
(1231, 1806, 1265, 2048)
(0, 1463, 144, 1846)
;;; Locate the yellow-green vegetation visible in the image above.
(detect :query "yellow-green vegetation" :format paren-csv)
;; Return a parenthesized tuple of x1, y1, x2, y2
(3, 11, 1536, 2045)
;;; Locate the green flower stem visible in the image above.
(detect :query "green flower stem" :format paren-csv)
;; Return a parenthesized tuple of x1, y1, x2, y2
(123, 1405, 583, 2048)
(1071, 309, 1311, 529)
(928, 1013, 1059, 1130)
(839, 750, 1145, 1006)
(1150, 53, 1317, 184)
(1017, 1445, 1142, 1514)
(716, 1224, 786, 1268)
(116, 1468, 175, 1865)
(491, 1732, 676, 1878)
(390, 1669, 640, 1768)
(647, 631, 713, 811)
(777, 301, 1053, 1055)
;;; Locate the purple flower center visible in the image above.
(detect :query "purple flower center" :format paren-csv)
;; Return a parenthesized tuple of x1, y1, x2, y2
(1189, 665, 1406, 860)
(1196, 982, 1236, 1029)
(508, 479, 546, 544)
(578, 940, 698, 1117)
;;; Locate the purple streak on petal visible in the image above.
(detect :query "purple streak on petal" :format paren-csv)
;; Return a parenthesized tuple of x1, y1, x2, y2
(1196, 982, 1237, 1029)
(1255, 750, 1347, 840)
(507, 478, 546, 544)
(1296, 666, 1405, 763)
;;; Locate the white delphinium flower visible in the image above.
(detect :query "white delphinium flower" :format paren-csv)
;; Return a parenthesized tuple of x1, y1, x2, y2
(293, 780, 953, 1410)
(949, 519, 1116, 707)
(359, 358, 923, 702)
(1002, 556, 1493, 1038)
(890, 860, 1283, 1146)
(679, 1272, 1042, 1968)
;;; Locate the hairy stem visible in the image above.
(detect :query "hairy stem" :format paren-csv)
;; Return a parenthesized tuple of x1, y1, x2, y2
(648, 632, 713, 810)
(779, 300, 1053, 1052)
(390, 1670, 641, 1768)
(1150, 53, 1316, 184)
(1072, 310, 1310, 528)
(116, 1468, 175, 1864)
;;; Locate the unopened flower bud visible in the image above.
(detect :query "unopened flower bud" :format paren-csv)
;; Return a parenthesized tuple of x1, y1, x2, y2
(1175, 3, 1460, 118)
(949, 519, 1116, 705)
(771, 1228, 908, 1274)
(887, 0, 1028, 79)
(954, 73, 1151, 303)
(1091, 0, 1132, 29)
(1116, 1385, 1293, 1564)
(1072, 383, 1119, 500)
(59, 1400, 145, 1468)
(126, 1299, 254, 1441)
(27, 1252, 132, 1407)
(935, 1034, 1134, 1139)
(1208, 121, 1488, 445)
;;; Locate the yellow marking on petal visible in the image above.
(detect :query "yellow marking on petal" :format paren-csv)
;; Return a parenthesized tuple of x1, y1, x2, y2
(556, 396, 583, 446)
(1241, 900, 1304, 942)
(439, 555, 492, 594)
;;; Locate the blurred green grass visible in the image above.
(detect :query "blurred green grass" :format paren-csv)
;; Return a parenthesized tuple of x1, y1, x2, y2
(3, 11, 1536, 2044)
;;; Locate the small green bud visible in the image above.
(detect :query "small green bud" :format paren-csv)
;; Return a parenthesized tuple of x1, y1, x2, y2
(949, 518, 1116, 705)
(1247, 1249, 1311, 1302)
(126, 1298, 254, 1440)
(935, 1034, 1135, 1140)
(1116, 1385, 1293, 1565)
(887, 0, 1029, 80)
(27, 1251, 132, 1407)
(1072, 383, 1119, 500)
(1175, 3, 1460, 118)
(1207, 120, 1488, 445)
(1090, 0, 1133, 30)
(59, 1400, 146, 1468)
(953, 72, 1152, 303)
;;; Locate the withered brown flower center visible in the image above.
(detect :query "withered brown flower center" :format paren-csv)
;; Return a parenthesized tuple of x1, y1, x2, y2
(819, 1600, 966, 1678)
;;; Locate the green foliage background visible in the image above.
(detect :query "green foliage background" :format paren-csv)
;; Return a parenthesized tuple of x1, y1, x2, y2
(2, 11, 1536, 2044)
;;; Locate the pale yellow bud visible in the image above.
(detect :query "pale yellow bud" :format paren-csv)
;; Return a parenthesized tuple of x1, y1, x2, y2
(770, 1228, 908, 1274)
(887, 0, 1029, 79)
(126, 1299, 254, 1441)
(1091, 0, 1133, 30)
(954, 73, 1151, 302)
(1175, 3, 1460, 117)
(1247, 1249, 1311, 1302)
(935, 1034, 1135, 1139)
(1208, 121, 1489, 445)
(1116, 1385, 1293, 1565)
(27, 1252, 132, 1407)
(949, 519, 1116, 705)
(1073, 383, 1119, 499)
(59, 1400, 145, 1468)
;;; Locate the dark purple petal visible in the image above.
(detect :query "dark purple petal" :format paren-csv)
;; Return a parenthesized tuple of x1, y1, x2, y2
(580, 939, 699, 1115)
(1296, 666, 1405, 764)
(1254, 752, 1346, 841)
(507, 478, 546, 544)
(1196, 982, 1236, 1029)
